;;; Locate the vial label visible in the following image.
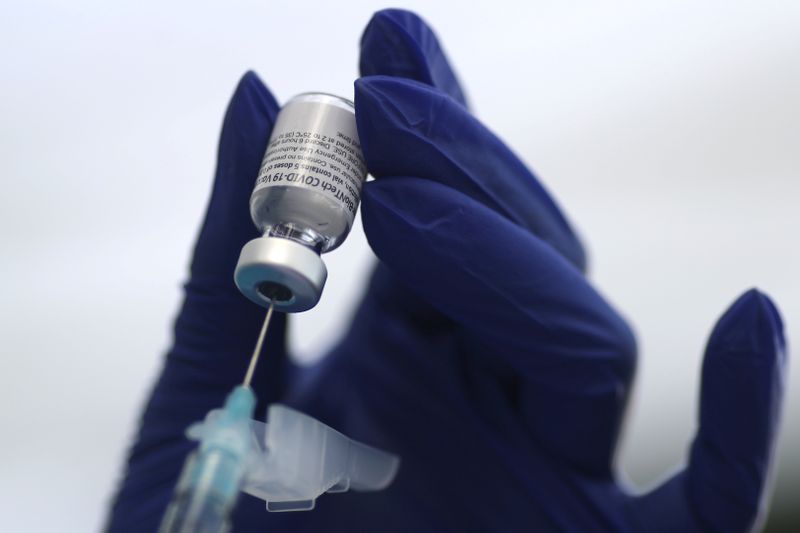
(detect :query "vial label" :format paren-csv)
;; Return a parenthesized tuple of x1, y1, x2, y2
(254, 100, 367, 216)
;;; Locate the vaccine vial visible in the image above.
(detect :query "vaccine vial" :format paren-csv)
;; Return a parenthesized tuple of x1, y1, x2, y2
(234, 93, 368, 312)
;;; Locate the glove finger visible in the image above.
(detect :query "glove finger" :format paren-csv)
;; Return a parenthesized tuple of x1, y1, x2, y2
(361, 177, 636, 474)
(108, 73, 290, 530)
(359, 8, 468, 106)
(191, 71, 276, 285)
(355, 75, 587, 272)
(630, 290, 787, 532)
(141, 72, 288, 433)
(687, 289, 786, 531)
(357, 8, 470, 331)
(174, 71, 289, 407)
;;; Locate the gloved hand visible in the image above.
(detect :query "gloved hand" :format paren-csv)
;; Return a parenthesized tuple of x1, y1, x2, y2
(107, 9, 787, 533)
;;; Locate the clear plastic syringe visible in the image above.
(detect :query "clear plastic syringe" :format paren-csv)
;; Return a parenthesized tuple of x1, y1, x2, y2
(159, 302, 275, 533)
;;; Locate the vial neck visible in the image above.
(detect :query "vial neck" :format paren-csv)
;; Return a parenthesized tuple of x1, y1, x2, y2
(264, 223, 325, 253)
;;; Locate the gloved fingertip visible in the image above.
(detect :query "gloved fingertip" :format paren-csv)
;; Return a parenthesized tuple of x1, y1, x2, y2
(354, 75, 462, 175)
(357, 78, 448, 175)
(238, 69, 268, 93)
(706, 288, 786, 364)
(219, 71, 280, 163)
(360, 10, 435, 84)
(191, 71, 279, 281)
(354, 74, 588, 273)
(683, 288, 788, 531)
(360, 8, 467, 106)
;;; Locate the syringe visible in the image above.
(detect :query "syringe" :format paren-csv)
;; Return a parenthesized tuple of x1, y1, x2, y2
(159, 302, 276, 533)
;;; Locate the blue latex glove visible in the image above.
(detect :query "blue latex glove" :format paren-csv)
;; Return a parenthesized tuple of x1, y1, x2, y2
(107, 9, 787, 533)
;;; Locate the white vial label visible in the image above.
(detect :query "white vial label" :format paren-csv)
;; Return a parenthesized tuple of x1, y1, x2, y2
(254, 98, 367, 216)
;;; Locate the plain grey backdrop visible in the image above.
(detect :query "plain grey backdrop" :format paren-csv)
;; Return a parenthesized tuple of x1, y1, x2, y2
(1, 1, 797, 530)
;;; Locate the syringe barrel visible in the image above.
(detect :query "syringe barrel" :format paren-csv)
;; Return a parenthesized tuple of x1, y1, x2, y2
(159, 449, 240, 533)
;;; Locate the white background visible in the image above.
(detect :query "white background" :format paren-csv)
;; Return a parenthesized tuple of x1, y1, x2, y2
(1, 1, 798, 531)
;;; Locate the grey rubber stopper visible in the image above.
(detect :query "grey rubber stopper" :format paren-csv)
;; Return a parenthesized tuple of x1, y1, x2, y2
(234, 237, 327, 312)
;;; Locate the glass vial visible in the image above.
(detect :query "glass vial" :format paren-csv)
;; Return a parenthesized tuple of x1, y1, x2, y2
(234, 93, 368, 312)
